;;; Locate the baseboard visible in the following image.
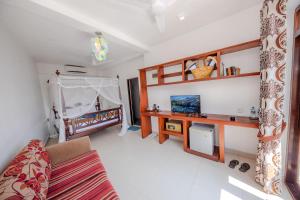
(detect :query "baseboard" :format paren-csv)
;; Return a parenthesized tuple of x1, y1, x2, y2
(225, 148, 256, 160)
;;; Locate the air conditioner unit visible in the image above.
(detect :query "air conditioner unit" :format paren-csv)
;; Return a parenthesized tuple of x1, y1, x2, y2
(63, 64, 88, 75)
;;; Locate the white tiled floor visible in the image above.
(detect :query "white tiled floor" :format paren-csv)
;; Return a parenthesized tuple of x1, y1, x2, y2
(89, 126, 292, 200)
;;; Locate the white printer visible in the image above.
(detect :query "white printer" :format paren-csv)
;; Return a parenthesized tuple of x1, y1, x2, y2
(189, 123, 215, 155)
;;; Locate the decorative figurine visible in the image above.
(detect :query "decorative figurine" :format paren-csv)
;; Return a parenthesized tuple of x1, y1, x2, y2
(250, 106, 258, 120)
(152, 104, 160, 112)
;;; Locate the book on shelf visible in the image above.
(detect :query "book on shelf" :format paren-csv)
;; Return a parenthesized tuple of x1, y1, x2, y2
(225, 66, 240, 76)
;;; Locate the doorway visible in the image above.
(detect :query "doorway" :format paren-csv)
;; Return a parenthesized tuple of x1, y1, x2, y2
(286, 7, 300, 199)
(127, 77, 141, 126)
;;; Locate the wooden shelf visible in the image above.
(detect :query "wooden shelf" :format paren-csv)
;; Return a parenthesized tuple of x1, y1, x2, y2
(141, 39, 260, 72)
(147, 72, 260, 87)
(141, 39, 261, 88)
(152, 72, 182, 78)
(161, 130, 183, 138)
(218, 72, 260, 79)
(162, 72, 182, 78)
(185, 146, 220, 162)
(220, 40, 261, 55)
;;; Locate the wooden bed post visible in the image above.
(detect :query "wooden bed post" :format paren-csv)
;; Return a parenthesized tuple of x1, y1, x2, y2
(52, 106, 58, 119)
(95, 96, 101, 111)
(119, 105, 123, 123)
(64, 118, 70, 140)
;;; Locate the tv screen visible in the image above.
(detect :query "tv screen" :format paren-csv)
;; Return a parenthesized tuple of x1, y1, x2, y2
(170, 95, 201, 114)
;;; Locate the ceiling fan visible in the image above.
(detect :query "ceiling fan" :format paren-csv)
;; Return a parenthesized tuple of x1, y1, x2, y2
(110, 0, 177, 32)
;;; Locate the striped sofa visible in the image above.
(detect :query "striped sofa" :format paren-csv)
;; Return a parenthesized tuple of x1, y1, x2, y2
(0, 137, 119, 200)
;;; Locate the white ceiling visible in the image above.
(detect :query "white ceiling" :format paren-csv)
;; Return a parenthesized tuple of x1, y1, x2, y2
(54, 0, 262, 46)
(0, 1, 142, 67)
(0, 0, 261, 68)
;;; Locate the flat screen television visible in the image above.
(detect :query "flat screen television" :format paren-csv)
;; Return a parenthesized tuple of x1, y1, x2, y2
(170, 95, 201, 114)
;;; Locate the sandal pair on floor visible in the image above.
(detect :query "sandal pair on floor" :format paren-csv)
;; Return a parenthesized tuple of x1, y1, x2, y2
(228, 160, 250, 172)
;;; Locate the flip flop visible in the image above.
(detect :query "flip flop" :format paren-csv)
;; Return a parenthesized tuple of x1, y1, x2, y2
(229, 160, 239, 169)
(239, 163, 250, 172)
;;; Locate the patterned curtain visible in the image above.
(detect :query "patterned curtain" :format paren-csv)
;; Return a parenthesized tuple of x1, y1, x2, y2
(256, 0, 287, 195)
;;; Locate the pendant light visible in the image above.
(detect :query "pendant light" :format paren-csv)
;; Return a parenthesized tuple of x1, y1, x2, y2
(91, 32, 108, 62)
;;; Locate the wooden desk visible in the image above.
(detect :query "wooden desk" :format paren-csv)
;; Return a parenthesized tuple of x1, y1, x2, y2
(141, 111, 259, 163)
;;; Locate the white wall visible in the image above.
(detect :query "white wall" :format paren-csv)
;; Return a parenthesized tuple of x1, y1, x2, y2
(0, 26, 48, 171)
(99, 56, 144, 124)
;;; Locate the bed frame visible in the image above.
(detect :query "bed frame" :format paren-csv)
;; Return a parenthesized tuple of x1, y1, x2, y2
(63, 106, 123, 140)
(50, 71, 123, 140)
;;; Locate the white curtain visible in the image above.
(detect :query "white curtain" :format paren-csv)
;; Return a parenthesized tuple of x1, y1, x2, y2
(49, 75, 128, 142)
(47, 76, 59, 138)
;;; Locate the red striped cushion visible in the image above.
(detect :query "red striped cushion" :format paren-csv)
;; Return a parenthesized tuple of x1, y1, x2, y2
(49, 173, 119, 200)
(47, 150, 119, 200)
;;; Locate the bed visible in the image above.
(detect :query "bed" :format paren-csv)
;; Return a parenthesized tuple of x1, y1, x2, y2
(63, 105, 123, 140)
(49, 73, 127, 142)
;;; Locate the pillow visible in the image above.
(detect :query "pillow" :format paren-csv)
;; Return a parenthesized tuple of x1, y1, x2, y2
(0, 140, 51, 200)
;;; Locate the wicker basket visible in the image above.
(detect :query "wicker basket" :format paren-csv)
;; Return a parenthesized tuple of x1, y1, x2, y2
(191, 66, 214, 79)
(189, 56, 217, 79)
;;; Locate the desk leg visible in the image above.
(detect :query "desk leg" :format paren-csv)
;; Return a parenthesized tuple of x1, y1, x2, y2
(219, 124, 225, 163)
(141, 116, 152, 138)
(159, 117, 169, 144)
(183, 120, 190, 151)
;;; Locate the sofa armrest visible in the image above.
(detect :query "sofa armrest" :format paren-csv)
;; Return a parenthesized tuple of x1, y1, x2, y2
(46, 136, 92, 166)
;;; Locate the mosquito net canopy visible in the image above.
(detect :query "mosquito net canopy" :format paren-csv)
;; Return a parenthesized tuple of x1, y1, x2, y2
(48, 75, 128, 142)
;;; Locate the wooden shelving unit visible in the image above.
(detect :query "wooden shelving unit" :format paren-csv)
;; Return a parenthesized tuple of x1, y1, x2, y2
(139, 39, 261, 163)
(141, 39, 261, 87)
(147, 72, 260, 87)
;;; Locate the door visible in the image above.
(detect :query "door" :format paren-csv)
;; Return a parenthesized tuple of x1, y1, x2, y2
(127, 77, 141, 126)
(286, 7, 300, 199)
